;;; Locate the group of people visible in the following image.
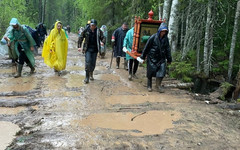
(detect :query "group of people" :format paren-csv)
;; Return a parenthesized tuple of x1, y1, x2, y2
(1, 17, 172, 93)
(1, 18, 68, 77)
(110, 22, 172, 92)
(77, 20, 172, 93)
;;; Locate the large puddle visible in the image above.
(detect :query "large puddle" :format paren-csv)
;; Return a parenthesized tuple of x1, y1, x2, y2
(72, 110, 181, 136)
(0, 121, 20, 150)
(106, 94, 190, 105)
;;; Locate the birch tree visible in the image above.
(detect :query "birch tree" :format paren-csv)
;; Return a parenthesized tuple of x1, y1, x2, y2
(162, 0, 172, 24)
(228, 0, 240, 81)
(203, 1, 212, 77)
(158, 0, 164, 20)
(168, 0, 179, 53)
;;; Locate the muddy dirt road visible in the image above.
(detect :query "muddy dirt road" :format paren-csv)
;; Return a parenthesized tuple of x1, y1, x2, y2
(0, 34, 240, 150)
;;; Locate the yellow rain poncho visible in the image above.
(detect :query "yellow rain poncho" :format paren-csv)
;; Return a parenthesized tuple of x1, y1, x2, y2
(42, 21, 68, 71)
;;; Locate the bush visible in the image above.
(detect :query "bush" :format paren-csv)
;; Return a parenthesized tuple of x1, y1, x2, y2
(168, 61, 195, 82)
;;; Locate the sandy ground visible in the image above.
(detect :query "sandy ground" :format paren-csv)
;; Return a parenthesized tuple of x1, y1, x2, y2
(0, 33, 239, 150)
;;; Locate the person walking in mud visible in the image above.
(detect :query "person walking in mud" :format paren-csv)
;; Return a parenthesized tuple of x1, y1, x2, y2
(78, 19, 105, 84)
(123, 27, 139, 81)
(42, 21, 68, 76)
(4, 18, 36, 78)
(137, 23, 172, 92)
(111, 22, 129, 69)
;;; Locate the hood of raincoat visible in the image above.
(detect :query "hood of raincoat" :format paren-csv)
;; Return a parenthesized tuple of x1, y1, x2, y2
(51, 21, 65, 39)
(10, 18, 21, 26)
(157, 23, 168, 36)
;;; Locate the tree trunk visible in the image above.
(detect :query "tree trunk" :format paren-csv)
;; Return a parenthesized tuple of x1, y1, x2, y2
(182, 0, 192, 59)
(233, 68, 240, 100)
(162, 0, 172, 24)
(168, 0, 179, 53)
(158, 0, 163, 20)
(228, 0, 240, 81)
(38, 0, 42, 23)
(196, 29, 201, 72)
(42, 0, 47, 23)
(203, 1, 212, 77)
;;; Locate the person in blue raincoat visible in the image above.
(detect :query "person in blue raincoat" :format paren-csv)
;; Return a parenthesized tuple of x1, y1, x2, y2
(137, 23, 172, 92)
(123, 27, 139, 81)
(4, 18, 36, 78)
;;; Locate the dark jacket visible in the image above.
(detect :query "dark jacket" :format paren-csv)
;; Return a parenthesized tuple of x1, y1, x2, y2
(37, 24, 47, 36)
(141, 23, 172, 78)
(112, 27, 128, 57)
(78, 27, 105, 53)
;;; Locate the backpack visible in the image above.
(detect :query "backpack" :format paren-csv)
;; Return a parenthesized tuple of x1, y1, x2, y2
(24, 25, 40, 47)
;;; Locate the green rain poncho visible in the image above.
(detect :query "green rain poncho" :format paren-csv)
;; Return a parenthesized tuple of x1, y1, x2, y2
(7, 18, 36, 66)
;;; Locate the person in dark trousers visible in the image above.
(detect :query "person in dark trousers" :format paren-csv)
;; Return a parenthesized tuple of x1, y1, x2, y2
(111, 22, 129, 69)
(137, 23, 172, 92)
(78, 19, 105, 84)
(123, 27, 139, 80)
(4, 18, 36, 78)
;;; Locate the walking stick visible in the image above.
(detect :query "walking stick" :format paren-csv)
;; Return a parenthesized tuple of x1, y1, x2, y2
(109, 47, 114, 69)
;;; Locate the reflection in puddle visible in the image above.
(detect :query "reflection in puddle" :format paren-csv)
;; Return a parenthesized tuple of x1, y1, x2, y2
(0, 121, 20, 150)
(0, 107, 26, 115)
(72, 110, 181, 136)
(106, 95, 190, 105)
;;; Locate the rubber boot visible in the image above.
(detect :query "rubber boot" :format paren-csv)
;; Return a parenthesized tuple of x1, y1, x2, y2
(147, 78, 152, 92)
(89, 72, 94, 80)
(124, 59, 128, 70)
(116, 57, 120, 69)
(128, 73, 132, 81)
(27, 62, 35, 74)
(156, 77, 164, 93)
(14, 64, 23, 78)
(84, 71, 89, 84)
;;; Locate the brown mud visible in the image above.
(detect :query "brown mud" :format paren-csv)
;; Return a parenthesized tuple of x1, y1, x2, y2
(0, 33, 239, 150)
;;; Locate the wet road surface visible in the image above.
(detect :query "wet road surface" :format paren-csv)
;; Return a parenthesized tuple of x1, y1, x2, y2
(0, 33, 239, 150)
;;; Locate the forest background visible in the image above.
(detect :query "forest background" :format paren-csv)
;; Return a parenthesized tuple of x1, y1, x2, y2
(0, 0, 239, 87)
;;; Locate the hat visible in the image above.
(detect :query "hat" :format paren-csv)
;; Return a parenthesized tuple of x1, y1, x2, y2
(90, 19, 97, 26)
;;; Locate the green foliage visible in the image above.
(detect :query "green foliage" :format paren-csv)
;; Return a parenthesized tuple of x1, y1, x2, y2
(219, 82, 233, 100)
(168, 61, 195, 82)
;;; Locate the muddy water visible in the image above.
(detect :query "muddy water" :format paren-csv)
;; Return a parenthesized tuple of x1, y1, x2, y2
(0, 121, 20, 150)
(95, 74, 120, 82)
(72, 110, 181, 136)
(0, 77, 37, 92)
(106, 94, 190, 105)
(0, 107, 26, 115)
(65, 74, 84, 88)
